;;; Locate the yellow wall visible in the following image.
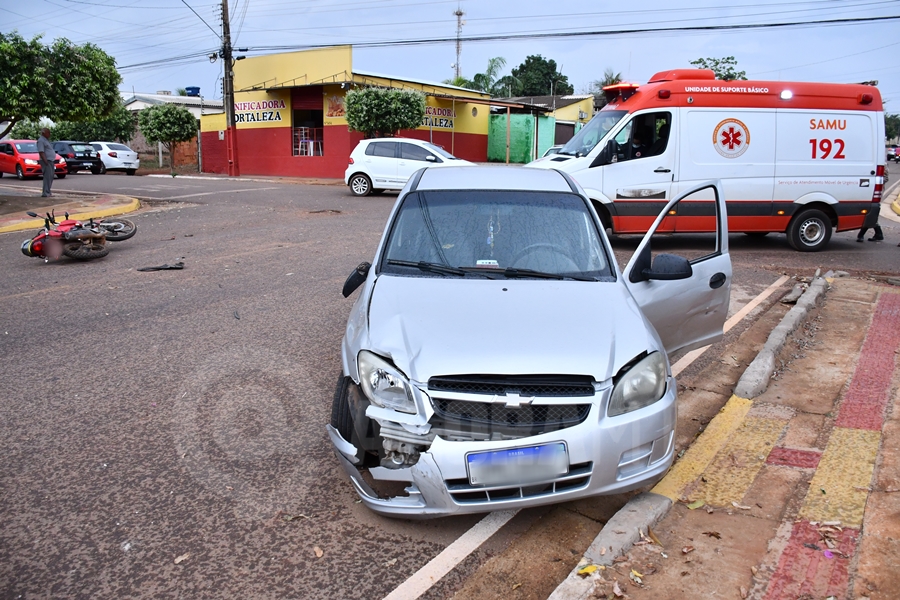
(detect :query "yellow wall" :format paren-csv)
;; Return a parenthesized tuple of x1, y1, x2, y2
(234, 46, 353, 91)
(553, 98, 594, 124)
(200, 112, 226, 133)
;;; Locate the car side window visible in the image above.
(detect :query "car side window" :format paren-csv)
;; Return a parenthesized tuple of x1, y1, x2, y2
(0, 144, 9, 154)
(367, 142, 397, 158)
(614, 112, 671, 162)
(401, 143, 439, 162)
(91, 144, 102, 151)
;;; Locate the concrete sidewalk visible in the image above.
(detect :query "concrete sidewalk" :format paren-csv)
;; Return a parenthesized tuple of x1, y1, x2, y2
(0, 185, 140, 234)
(550, 276, 900, 599)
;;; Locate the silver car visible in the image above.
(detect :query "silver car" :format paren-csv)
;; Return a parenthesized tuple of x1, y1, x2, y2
(90, 142, 140, 175)
(329, 166, 731, 517)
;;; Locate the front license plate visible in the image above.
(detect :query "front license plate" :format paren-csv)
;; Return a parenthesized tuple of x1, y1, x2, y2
(467, 443, 568, 487)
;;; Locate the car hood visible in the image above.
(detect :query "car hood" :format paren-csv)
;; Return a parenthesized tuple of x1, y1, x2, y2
(366, 275, 657, 384)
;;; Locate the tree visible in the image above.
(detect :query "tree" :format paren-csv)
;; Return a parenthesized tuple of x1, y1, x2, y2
(510, 55, 573, 96)
(52, 101, 137, 142)
(886, 113, 900, 141)
(138, 104, 198, 170)
(582, 68, 623, 108)
(10, 119, 46, 140)
(345, 87, 426, 138)
(442, 75, 475, 89)
(689, 56, 747, 81)
(494, 74, 522, 97)
(471, 57, 507, 95)
(0, 32, 121, 138)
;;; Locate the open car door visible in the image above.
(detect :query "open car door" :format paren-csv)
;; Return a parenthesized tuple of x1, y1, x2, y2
(623, 180, 731, 355)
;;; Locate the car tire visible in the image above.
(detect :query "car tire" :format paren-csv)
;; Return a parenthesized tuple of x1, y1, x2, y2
(16, 165, 25, 180)
(787, 208, 832, 252)
(349, 173, 372, 196)
(91, 166, 101, 174)
(126, 169, 136, 176)
(98, 163, 107, 174)
(330, 374, 380, 467)
(56, 173, 66, 179)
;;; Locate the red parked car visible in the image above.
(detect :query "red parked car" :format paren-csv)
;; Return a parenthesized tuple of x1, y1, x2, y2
(0, 140, 67, 179)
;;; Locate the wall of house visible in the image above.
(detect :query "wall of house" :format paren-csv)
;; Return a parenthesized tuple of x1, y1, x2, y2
(488, 114, 554, 163)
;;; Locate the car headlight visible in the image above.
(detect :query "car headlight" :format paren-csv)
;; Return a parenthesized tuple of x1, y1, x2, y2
(357, 350, 417, 414)
(608, 352, 667, 417)
(24, 159, 39, 165)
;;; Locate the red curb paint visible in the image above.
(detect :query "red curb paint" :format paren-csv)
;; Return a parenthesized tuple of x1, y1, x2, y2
(765, 447, 822, 469)
(764, 520, 858, 599)
(835, 293, 900, 430)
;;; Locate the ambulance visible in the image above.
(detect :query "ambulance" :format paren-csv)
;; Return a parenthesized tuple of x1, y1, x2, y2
(527, 69, 885, 251)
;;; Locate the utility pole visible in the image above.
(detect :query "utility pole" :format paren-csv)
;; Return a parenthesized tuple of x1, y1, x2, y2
(453, 5, 464, 80)
(221, 0, 239, 176)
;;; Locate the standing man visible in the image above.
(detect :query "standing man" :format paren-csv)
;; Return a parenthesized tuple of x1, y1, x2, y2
(37, 128, 55, 198)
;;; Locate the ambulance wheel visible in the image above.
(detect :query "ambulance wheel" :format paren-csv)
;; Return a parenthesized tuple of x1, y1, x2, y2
(787, 208, 831, 252)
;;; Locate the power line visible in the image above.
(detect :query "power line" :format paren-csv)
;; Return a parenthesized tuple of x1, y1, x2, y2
(181, 0, 221, 40)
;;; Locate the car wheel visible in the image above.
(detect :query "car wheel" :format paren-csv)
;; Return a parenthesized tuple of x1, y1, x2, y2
(349, 173, 372, 196)
(98, 163, 107, 174)
(787, 208, 832, 252)
(56, 173, 66, 179)
(16, 165, 25, 180)
(330, 374, 380, 467)
(126, 169, 136, 176)
(91, 166, 101, 174)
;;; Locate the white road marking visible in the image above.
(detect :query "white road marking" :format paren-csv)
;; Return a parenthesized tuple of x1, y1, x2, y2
(382, 510, 517, 600)
(383, 274, 792, 599)
(671, 274, 790, 376)
(158, 187, 280, 199)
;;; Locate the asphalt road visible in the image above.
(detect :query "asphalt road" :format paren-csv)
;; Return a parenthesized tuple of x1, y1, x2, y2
(1, 170, 898, 599)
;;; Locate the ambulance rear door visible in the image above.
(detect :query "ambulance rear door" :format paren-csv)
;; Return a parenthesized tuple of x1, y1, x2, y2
(673, 106, 776, 233)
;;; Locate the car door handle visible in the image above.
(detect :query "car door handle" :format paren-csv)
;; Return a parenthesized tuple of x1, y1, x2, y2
(654, 167, 671, 173)
(709, 272, 727, 289)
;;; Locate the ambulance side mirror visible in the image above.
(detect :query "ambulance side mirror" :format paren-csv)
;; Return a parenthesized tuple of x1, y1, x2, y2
(591, 139, 620, 168)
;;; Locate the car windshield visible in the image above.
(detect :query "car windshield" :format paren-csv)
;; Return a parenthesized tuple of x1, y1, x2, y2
(559, 110, 627, 157)
(71, 144, 94, 152)
(109, 143, 132, 151)
(15, 143, 38, 153)
(381, 190, 612, 280)
(423, 143, 459, 160)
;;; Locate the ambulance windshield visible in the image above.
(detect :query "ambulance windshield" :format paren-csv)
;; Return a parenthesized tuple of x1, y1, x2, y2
(559, 110, 627, 157)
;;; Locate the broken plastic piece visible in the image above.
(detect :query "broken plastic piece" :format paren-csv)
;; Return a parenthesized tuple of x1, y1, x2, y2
(137, 262, 185, 271)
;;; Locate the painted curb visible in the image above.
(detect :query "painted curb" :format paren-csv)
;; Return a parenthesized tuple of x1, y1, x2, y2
(734, 276, 827, 398)
(547, 276, 828, 600)
(0, 197, 141, 234)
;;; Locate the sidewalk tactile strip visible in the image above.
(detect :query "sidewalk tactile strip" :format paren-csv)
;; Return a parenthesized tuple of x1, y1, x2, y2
(835, 292, 900, 430)
(651, 395, 753, 502)
(695, 416, 787, 507)
(799, 427, 880, 527)
(765, 446, 822, 469)
(764, 520, 858, 600)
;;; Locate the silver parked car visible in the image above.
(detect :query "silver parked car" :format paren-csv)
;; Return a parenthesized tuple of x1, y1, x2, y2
(329, 166, 731, 517)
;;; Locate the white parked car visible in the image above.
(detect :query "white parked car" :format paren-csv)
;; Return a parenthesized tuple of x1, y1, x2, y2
(329, 165, 732, 517)
(344, 137, 473, 196)
(90, 142, 139, 175)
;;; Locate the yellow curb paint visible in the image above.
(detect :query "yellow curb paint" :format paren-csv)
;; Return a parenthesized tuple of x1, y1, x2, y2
(892, 198, 900, 216)
(0, 198, 140, 234)
(695, 416, 787, 506)
(652, 395, 753, 502)
(799, 427, 881, 528)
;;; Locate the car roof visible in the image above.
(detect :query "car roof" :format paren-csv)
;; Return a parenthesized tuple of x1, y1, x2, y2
(415, 165, 574, 192)
(56, 140, 90, 144)
(7, 140, 36, 144)
(359, 137, 432, 145)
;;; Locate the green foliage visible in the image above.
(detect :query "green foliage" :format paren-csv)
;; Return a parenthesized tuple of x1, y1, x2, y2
(442, 75, 475, 89)
(52, 101, 137, 142)
(345, 87, 426, 137)
(510, 55, 573, 96)
(0, 31, 121, 138)
(138, 104, 198, 168)
(583, 68, 623, 107)
(471, 57, 507, 95)
(886, 113, 900, 141)
(689, 56, 747, 81)
(494, 75, 522, 97)
(10, 119, 46, 140)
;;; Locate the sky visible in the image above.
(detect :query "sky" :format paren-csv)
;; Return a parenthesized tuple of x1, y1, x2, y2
(3, 0, 900, 110)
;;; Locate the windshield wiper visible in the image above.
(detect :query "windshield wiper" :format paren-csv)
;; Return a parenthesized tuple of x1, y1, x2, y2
(386, 260, 467, 277)
(480, 267, 596, 281)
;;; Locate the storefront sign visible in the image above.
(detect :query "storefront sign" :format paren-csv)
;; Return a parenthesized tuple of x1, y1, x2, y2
(423, 106, 455, 129)
(234, 99, 287, 123)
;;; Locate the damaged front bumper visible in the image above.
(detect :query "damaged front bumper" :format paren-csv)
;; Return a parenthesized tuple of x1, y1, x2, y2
(326, 380, 677, 518)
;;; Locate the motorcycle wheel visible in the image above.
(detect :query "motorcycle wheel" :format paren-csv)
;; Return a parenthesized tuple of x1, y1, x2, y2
(100, 218, 137, 241)
(62, 241, 109, 260)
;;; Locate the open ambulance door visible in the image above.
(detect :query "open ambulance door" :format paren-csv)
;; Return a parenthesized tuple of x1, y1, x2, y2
(623, 180, 731, 356)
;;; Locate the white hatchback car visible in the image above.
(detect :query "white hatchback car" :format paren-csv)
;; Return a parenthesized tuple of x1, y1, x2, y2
(90, 142, 140, 175)
(344, 138, 473, 196)
(329, 165, 731, 517)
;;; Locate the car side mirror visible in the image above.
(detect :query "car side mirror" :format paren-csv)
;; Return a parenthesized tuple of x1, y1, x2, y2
(629, 250, 692, 283)
(591, 139, 619, 167)
(425, 155, 437, 162)
(342, 262, 371, 298)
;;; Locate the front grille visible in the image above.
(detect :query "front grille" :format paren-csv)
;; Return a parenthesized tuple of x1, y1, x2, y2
(429, 399, 591, 440)
(446, 461, 592, 504)
(428, 374, 595, 397)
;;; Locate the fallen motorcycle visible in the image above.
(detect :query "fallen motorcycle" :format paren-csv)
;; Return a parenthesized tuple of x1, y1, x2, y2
(20, 210, 135, 262)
